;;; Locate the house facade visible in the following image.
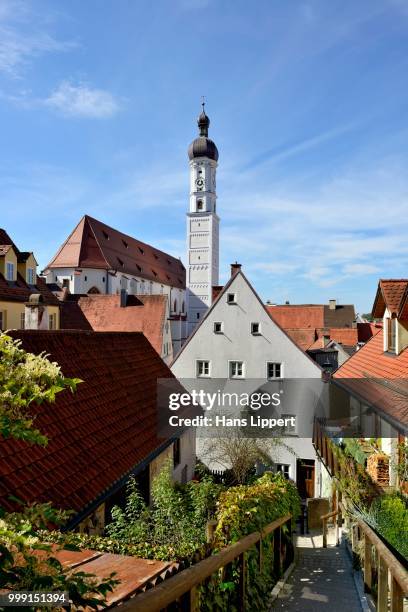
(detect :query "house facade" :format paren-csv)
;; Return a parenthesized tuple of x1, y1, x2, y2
(172, 264, 327, 499)
(43, 215, 188, 353)
(333, 279, 408, 488)
(1, 330, 196, 534)
(0, 229, 60, 331)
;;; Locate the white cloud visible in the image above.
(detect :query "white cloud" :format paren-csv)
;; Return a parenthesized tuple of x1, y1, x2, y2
(342, 263, 380, 275)
(44, 81, 120, 118)
(0, 1, 75, 77)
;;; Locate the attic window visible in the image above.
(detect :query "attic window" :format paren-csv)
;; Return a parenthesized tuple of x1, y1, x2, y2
(102, 231, 109, 240)
(227, 293, 237, 305)
(154, 253, 159, 260)
(122, 240, 129, 249)
(166, 274, 171, 281)
(138, 247, 144, 254)
(136, 264, 142, 272)
(167, 259, 172, 265)
(251, 322, 261, 335)
(387, 317, 397, 353)
(152, 269, 158, 277)
(117, 257, 124, 267)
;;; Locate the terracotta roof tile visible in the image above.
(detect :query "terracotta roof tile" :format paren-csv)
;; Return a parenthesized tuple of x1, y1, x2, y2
(0, 330, 179, 517)
(60, 294, 168, 355)
(334, 330, 408, 429)
(328, 328, 358, 346)
(0, 272, 59, 305)
(46, 215, 186, 290)
(372, 279, 408, 318)
(266, 305, 324, 329)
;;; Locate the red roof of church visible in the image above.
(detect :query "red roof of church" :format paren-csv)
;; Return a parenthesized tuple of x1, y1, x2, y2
(45, 215, 186, 290)
(60, 294, 168, 355)
(0, 330, 178, 519)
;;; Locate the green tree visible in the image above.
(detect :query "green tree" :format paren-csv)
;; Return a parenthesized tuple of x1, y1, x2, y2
(0, 332, 118, 610)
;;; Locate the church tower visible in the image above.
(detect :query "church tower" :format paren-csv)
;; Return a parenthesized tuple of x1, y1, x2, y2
(186, 104, 220, 334)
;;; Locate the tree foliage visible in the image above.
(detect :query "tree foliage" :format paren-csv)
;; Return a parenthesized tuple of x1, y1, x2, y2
(0, 332, 81, 445)
(0, 332, 118, 609)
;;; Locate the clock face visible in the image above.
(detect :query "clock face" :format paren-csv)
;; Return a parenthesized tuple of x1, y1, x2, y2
(195, 178, 204, 187)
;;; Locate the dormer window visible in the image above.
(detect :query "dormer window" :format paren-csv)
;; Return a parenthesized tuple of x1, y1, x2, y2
(27, 268, 35, 285)
(102, 231, 109, 240)
(122, 240, 129, 249)
(387, 316, 397, 353)
(6, 262, 14, 281)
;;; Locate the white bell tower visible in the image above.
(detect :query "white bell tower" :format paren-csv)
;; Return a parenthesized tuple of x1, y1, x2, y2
(186, 103, 220, 334)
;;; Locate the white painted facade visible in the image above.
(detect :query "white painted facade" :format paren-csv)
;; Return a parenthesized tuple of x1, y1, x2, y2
(186, 134, 220, 335)
(172, 269, 326, 497)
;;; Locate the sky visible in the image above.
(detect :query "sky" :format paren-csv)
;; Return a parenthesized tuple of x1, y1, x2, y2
(1, 0, 408, 313)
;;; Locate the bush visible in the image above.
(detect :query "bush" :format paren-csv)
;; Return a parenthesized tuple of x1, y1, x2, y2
(200, 472, 301, 612)
(372, 494, 408, 560)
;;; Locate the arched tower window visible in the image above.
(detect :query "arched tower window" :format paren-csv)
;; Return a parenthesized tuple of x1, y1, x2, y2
(197, 199, 203, 211)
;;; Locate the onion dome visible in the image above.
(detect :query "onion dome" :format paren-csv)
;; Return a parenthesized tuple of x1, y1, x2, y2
(188, 103, 219, 162)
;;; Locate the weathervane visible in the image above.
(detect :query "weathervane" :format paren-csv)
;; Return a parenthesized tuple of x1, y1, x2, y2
(201, 95, 206, 112)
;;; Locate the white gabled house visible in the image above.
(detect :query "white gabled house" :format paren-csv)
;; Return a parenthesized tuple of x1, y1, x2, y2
(172, 264, 327, 499)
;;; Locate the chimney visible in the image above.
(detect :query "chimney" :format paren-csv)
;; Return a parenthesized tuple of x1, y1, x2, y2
(25, 294, 49, 330)
(230, 262, 242, 278)
(120, 289, 128, 308)
(285, 300, 290, 305)
(329, 299, 337, 310)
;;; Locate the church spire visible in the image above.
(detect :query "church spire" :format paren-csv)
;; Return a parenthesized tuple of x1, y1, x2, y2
(197, 100, 210, 137)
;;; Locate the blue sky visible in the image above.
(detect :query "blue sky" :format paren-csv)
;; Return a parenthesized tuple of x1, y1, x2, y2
(1, 0, 408, 313)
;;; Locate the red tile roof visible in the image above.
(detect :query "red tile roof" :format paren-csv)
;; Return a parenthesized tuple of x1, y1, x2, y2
(266, 305, 324, 329)
(282, 328, 317, 351)
(45, 215, 186, 289)
(0, 330, 178, 518)
(372, 279, 408, 318)
(328, 328, 358, 346)
(357, 322, 382, 343)
(334, 330, 408, 430)
(64, 294, 168, 354)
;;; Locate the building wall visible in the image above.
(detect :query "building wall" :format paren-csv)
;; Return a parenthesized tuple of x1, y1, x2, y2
(173, 272, 323, 494)
(46, 267, 188, 351)
(173, 429, 196, 484)
(0, 301, 60, 330)
(0, 248, 17, 280)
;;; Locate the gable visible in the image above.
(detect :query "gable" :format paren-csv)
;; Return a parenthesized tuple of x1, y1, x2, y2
(172, 271, 321, 379)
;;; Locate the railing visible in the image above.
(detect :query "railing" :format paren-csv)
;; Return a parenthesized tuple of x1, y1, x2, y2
(119, 514, 293, 612)
(351, 514, 408, 612)
(314, 418, 408, 612)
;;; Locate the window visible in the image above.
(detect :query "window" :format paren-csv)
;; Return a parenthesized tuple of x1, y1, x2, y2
(229, 361, 244, 379)
(20, 312, 25, 329)
(160, 285, 164, 294)
(196, 312, 200, 319)
(197, 360, 210, 377)
(6, 262, 14, 281)
(0, 311, 5, 330)
(181, 301, 185, 313)
(84, 275, 87, 282)
(102, 277, 106, 283)
(117, 257, 124, 267)
(267, 362, 282, 379)
(282, 414, 297, 435)
(122, 240, 129, 249)
(276, 464, 290, 479)
(197, 200, 203, 211)
(173, 299, 178, 312)
(227, 293, 237, 304)
(173, 439, 181, 467)
(214, 321, 223, 334)
(251, 322, 260, 335)
(387, 317, 396, 352)
(49, 314, 57, 330)
(102, 231, 109, 240)
(27, 268, 34, 284)
(62, 279, 70, 289)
